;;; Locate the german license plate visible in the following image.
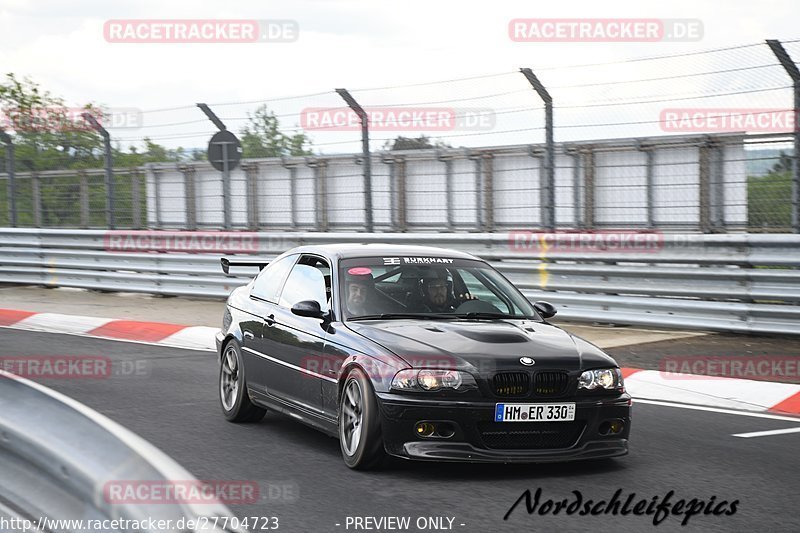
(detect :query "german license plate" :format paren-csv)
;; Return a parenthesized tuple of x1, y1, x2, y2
(495, 403, 576, 422)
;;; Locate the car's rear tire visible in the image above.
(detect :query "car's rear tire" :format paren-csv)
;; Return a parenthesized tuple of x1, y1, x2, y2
(339, 367, 386, 470)
(219, 339, 266, 423)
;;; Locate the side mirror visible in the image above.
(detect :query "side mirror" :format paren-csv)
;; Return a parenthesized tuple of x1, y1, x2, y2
(291, 300, 327, 319)
(533, 300, 557, 319)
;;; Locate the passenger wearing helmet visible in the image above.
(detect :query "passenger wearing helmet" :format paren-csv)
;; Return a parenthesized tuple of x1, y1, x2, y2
(345, 267, 376, 317)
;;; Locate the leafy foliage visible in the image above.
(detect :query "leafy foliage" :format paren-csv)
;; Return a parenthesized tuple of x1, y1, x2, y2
(382, 135, 451, 151)
(240, 104, 312, 158)
(0, 73, 104, 171)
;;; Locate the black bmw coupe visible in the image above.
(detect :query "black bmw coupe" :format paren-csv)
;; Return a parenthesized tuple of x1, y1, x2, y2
(216, 244, 631, 469)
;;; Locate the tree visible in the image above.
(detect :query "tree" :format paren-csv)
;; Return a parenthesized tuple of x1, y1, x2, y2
(382, 135, 451, 151)
(1, 73, 182, 172)
(771, 151, 793, 173)
(0, 73, 104, 171)
(0, 73, 183, 226)
(240, 104, 312, 158)
(113, 138, 191, 167)
(190, 148, 207, 161)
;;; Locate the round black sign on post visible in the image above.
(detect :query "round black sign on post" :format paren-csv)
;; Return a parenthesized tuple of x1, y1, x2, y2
(207, 130, 242, 172)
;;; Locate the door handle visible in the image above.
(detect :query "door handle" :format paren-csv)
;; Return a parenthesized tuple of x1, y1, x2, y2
(265, 314, 275, 327)
(243, 330, 254, 340)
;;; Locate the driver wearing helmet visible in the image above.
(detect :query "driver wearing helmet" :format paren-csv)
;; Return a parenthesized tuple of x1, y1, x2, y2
(419, 269, 457, 313)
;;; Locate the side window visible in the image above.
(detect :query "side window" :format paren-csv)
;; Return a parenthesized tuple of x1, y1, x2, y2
(278, 256, 330, 311)
(251, 255, 297, 303)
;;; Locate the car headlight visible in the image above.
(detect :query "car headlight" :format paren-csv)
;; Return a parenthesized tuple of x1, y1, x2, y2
(391, 369, 476, 392)
(578, 368, 624, 390)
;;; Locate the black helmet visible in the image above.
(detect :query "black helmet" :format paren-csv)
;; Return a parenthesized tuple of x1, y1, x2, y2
(420, 268, 449, 291)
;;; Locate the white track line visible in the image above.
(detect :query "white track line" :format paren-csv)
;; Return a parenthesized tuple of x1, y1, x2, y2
(732, 427, 800, 438)
(634, 399, 800, 422)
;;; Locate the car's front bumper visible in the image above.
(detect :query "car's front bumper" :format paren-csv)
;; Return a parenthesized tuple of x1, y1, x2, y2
(376, 392, 631, 463)
(215, 330, 226, 356)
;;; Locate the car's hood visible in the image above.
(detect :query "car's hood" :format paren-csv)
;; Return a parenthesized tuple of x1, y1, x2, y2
(345, 319, 617, 374)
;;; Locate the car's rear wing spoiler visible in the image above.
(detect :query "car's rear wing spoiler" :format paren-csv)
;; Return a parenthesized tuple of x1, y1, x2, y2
(221, 257, 269, 274)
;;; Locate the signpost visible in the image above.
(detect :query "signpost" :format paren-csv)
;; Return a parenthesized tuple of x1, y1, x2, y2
(198, 104, 242, 229)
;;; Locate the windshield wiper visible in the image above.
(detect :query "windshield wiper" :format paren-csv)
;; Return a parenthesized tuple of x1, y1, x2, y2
(348, 313, 455, 321)
(452, 312, 531, 320)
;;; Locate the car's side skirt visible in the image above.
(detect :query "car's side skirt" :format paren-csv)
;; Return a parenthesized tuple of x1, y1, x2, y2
(248, 386, 339, 437)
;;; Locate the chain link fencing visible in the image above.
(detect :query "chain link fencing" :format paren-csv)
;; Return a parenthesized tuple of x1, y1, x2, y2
(0, 38, 798, 232)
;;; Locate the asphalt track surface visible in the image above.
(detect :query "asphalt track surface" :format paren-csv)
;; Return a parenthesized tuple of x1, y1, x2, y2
(1, 328, 799, 533)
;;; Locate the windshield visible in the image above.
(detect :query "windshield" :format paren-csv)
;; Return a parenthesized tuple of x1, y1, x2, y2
(339, 256, 538, 320)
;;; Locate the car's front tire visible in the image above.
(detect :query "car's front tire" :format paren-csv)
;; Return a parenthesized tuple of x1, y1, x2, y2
(339, 367, 385, 470)
(219, 339, 266, 423)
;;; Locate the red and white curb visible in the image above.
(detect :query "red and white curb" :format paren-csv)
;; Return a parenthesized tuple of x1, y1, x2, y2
(0, 308, 217, 352)
(1, 308, 798, 416)
(620, 368, 800, 416)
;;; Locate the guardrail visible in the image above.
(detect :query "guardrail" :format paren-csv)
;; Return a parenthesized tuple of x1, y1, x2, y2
(1, 228, 799, 335)
(0, 369, 245, 532)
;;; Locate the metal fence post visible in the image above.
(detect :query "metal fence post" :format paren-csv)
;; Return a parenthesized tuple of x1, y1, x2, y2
(243, 162, 260, 230)
(78, 169, 89, 228)
(336, 89, 373, 232)
(520, 68, 555, 230)
(197, 104, 234, 230)
(710, 142, 725, 231)
(468, 151, 483, 230)
(383, 155, 397, 230)
(308, 158, 329, 232)
(0, 131, 16, 226)
(396, 156, 407, 232)
(437, 152, 455, 230)
(282, 158, 298, 229)
(766, 40, 800, 232)
(583, 148, 595, 229)
(563, 145, 582, 228)
(699, 140, 712, 233)
(181, 164, 197, 230)
(149, 165, 162, 229)
(636, 142, 656, 228)
(482, 152, 494, 232)
(82, 113, 114, 228)
(382, 154, 407, 231)
(31, 172, 42, 227)
(131, 167, 142, 229)
(528, 146, 546, 229)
